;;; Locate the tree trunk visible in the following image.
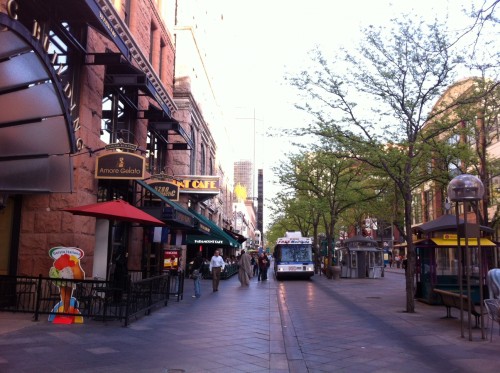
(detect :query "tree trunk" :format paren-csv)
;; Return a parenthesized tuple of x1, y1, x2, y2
(404, 188, 415, 313)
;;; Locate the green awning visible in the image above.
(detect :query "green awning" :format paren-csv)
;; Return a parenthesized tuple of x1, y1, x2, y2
(136, 180, 209, 232)
(187, 209, 241, 248)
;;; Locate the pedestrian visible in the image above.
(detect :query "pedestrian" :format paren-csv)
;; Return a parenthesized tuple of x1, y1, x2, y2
(190, 252, 204, 298)
(209, 250, 225, 292)
(238, 249, 253, 286)
(252, 253, 259, 278)
(402, 256, 408, 273)
(395, 255, 401, 268)
(258, 252, 268, 281)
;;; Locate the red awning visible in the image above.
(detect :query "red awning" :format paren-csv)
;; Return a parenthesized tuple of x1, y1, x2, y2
(64, 199, 165, 226)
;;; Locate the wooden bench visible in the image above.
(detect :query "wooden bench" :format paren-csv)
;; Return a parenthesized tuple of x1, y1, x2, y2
(433, 288, 486, 327)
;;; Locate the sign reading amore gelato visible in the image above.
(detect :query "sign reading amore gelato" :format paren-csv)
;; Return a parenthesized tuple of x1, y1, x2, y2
(95, 152, 145, 180)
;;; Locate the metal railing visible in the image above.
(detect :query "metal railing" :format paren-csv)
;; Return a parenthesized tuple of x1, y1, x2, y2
(0, 272, 180, 326)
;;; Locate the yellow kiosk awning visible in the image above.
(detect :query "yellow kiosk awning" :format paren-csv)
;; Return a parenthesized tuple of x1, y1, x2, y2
(431, 238, 497, 247)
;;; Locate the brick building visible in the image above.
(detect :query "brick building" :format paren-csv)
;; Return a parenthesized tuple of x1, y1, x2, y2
(0, 0, 239, 281)
(412, 77, 500, 232)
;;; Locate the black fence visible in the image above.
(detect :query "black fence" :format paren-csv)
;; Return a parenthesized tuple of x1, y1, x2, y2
(200, 263, 239, 279)
(0, 271, 184, 326)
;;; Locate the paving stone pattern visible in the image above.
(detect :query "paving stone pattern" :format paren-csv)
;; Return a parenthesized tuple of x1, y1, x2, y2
(0, 267, 499, 373)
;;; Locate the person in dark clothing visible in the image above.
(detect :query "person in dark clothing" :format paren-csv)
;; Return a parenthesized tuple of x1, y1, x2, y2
(251, 254, 259, 278)
(258, 252, 268, 281)
(190, 252, 204, 298)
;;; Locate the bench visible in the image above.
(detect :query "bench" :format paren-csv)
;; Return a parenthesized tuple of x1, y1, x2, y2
(433, 288, 486, 327)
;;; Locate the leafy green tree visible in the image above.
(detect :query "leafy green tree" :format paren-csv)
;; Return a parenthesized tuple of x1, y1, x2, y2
(288, 16, 473, 311)
(266, 191, 323, 251)
(274, 144, 383, 274)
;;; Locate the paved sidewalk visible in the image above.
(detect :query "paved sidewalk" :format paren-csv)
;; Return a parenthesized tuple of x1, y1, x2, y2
(0, 269, 499, 372)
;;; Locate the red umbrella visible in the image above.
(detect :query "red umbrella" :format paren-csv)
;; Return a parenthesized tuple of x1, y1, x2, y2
(64, 199, 165, 226)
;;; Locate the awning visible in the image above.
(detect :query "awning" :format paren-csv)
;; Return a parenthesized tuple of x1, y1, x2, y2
(188, 209, 241, 248)
(21, 0, 130, 60)
(223, 228, 247, 244)
(103, 64, 173, 117)
(431, 238, 497, 247)
(143, 105, 193, 149)
(0, 14, 75, 193)
(136, 180, 210, 233)
(81, 0, 130, 59)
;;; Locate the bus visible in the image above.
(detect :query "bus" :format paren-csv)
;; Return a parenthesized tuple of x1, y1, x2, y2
(273, 232, 314, 280)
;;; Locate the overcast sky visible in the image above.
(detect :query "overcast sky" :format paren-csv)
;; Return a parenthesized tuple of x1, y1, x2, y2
(208, 0, 492, 230)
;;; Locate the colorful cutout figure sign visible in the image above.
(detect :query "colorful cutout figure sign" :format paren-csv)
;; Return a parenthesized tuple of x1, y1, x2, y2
(48, 247, 85, 324)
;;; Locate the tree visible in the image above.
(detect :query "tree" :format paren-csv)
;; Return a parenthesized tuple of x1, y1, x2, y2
(274, 144, 383, 275)
(289, 16, 468, 312)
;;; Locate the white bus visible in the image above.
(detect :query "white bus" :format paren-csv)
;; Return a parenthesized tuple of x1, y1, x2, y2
(273, 232, 314, 280)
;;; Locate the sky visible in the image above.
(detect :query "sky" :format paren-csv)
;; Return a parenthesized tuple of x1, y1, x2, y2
(208, 0, 493, 231)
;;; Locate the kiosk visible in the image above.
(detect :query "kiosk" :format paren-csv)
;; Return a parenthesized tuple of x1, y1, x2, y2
(412, 214, 497, 304)
(339, 236, 384, 278)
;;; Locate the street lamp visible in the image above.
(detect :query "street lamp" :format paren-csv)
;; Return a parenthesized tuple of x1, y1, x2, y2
(447, 174, 485, 341)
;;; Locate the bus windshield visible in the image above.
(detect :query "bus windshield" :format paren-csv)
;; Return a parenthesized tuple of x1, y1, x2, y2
(280, 245, 312, 262)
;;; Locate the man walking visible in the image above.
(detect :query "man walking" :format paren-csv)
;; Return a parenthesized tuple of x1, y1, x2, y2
(209, 250, 225, 292)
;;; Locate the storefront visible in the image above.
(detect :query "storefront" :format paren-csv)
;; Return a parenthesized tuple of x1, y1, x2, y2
(133, 180, 209, 275)
(186, 209, 241, 261)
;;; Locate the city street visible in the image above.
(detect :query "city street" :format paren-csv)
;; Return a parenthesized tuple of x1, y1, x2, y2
(1, 268, 500, 373)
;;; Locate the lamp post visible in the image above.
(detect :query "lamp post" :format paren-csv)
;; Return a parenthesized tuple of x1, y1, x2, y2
(447, 174, 485, 341)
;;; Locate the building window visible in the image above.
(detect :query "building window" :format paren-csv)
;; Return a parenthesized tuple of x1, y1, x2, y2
(190, 126, 196, 174)
(424, 189, 434, 222)
(159, 40, 165, 80)
(124, 0, 131, 26)
(201, 144, 206, 175)
(447, 133, 462, 176)
(149, 22, 157, 63)
(412, 193, 422, 225)
(146, 130, 168, 174)
(47, 24, 83, 123)
(100, 89, 138, 145)
(488, 115, 500, 144)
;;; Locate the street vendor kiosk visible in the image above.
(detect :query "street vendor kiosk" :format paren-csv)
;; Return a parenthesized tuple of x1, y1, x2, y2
(413, 214, 497, 304)
(339, 235, 384, 279)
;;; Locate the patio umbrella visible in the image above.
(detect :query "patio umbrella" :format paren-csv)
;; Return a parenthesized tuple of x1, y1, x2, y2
(64, 199, 165, 226)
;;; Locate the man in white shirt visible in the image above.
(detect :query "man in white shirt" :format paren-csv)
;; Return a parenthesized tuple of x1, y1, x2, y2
(209, 250, 225, 292)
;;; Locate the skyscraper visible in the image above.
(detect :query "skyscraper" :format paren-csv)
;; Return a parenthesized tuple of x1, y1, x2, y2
(234, 160, 254, 200)
(257, 169, 264, 234)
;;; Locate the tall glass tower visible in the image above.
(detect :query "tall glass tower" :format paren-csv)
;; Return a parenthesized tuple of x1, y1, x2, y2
(234, 160, 254, 200)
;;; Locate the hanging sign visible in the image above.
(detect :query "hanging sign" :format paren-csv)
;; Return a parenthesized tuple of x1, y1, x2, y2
(95, 152, 145, 179)
(146, 181, 180, 201)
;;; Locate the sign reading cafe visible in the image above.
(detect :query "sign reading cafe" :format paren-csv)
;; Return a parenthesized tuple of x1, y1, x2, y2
(95, 153, 145, 180)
